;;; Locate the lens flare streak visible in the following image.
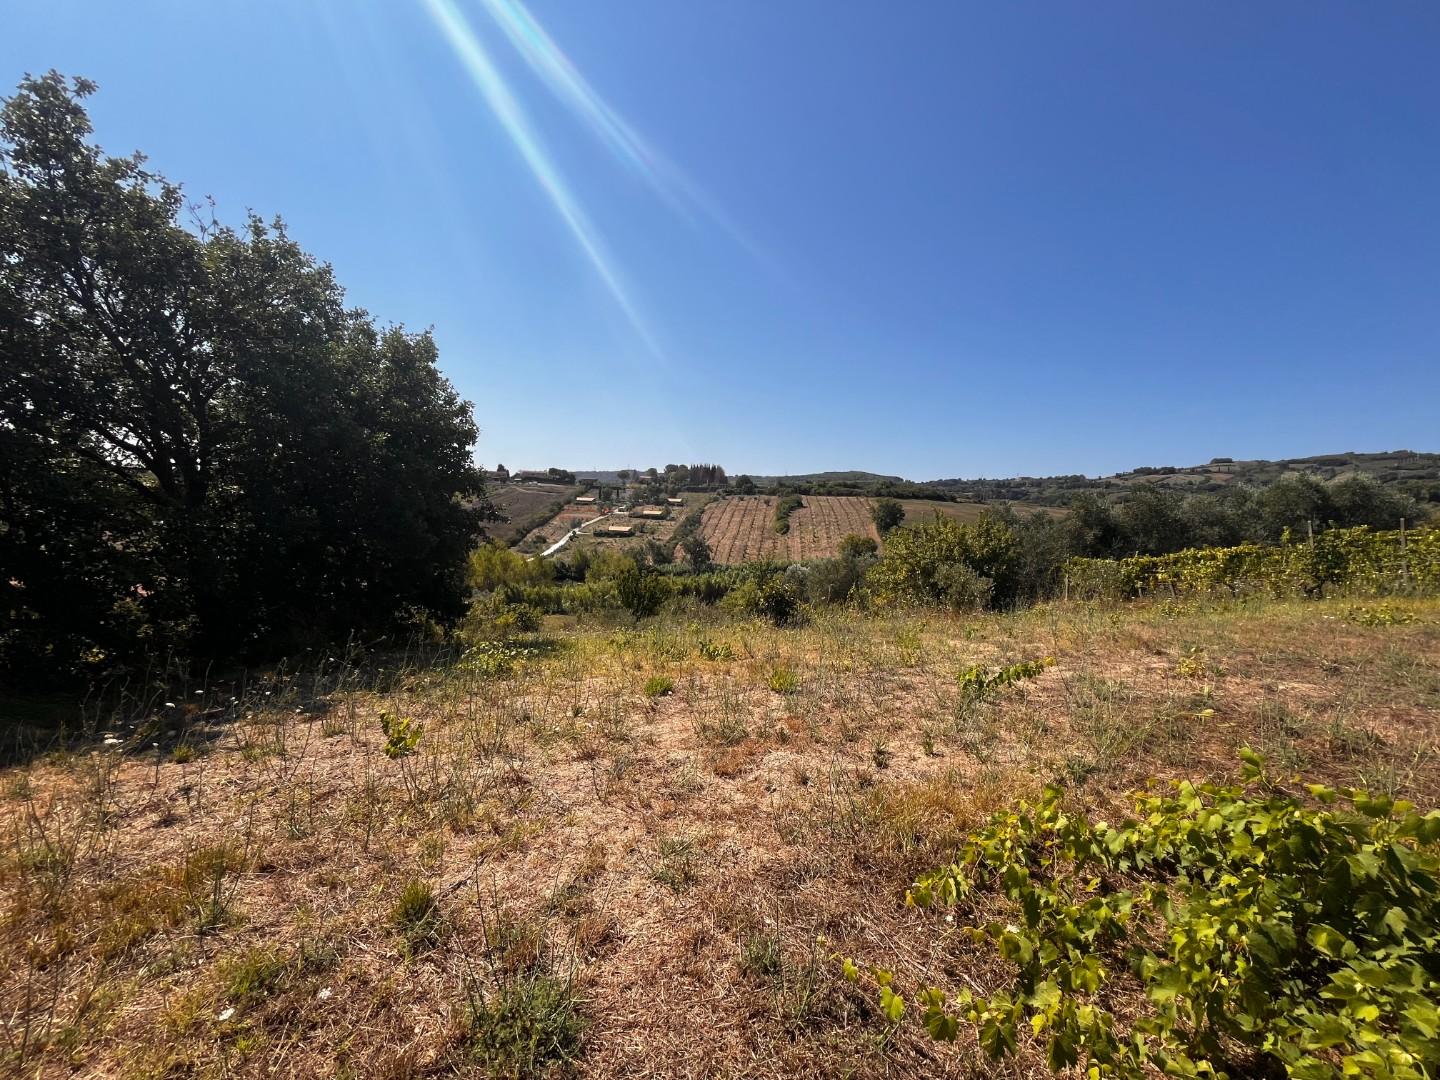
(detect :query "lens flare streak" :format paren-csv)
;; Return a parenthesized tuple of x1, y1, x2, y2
(422, 0, 660, 355)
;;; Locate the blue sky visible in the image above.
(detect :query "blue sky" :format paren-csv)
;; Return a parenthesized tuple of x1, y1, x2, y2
(5, 2, 1438, 479)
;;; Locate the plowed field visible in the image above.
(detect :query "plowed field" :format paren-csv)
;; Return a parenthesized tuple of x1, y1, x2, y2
(698, 495, 880, 564)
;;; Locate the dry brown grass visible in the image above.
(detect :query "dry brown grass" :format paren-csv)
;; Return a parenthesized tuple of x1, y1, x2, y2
(2, 595, 1437, 1077)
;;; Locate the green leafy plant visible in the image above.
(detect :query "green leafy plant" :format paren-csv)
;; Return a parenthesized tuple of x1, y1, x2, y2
(1064, 526, 1440, 602)
(459, 640, 527, 679)
(1346, 603, 1418, 627)
(379, 711, 422, 759)
(1175, 647, 1208, 678)
(643, 675, 674, 699)
(698, 638, 735, 661)
(858, 753, 1440, 1078)
(956, 657, 1054, 703)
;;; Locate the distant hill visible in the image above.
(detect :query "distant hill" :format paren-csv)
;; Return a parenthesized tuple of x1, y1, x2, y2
(559, 451, 1440, 508)
(924, 450, 1440, 506)
(750, 470, 906, 487)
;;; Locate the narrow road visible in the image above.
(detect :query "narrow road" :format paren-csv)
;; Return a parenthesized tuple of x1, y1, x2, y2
(533, 513, 612, 559)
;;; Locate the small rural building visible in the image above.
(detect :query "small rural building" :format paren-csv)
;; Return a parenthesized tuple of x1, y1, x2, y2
(574, 495, 596, 504)
(513, 470, 550, 483)
(601, 523, 636, 537)
(665, 497, 684, 506)
(637, 507, 666, 519)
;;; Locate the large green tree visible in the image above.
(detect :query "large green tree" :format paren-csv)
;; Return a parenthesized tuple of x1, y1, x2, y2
(0, 73, 493, 683)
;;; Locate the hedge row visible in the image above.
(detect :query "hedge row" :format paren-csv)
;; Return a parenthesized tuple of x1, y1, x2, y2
(1063, 526, 1440, 600)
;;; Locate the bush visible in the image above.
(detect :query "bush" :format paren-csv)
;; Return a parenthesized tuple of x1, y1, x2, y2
(643, 675, 674, 698)
(469, 541, 552, 593)
(612, 563, 671, 619)
(867, 514, 1020, 609)
(755, 576, 802, 626)
(1064, 526, 1440, 601)
(838, 534, 878, 558)
(379, 712, 422, 758)
(719, 571, 803, 626)
(871, 498, 905, 535)
(680, 533, 712, 569)
(804, 553, 873, 605)
(773, 494, 804, 535)
(867, 754, 1440, 1078)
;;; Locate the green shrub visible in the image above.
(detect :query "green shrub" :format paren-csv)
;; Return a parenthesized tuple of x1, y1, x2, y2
(773, 494, 804, 534)
(862, 753, 1440, 1078)
(698, 638, 735, 661)
(465, 973, 583, 1079)
(612, 562, 671, 619)
(871, 498, 905, 535)
(469, 541, 554, 592)
(839, 533, 879, 558)
(643, 675, 674, 698)
(955, 657, 1054, 703)
(805, 552, 873, 605)
(1346, 603, 1418, 627)
(756, 576, 802, 626)
(1063, 526, 1440, 601)
(379, 711, 422, 759)
(459, 640, 527, 679)
(868, 515, 1020, 609)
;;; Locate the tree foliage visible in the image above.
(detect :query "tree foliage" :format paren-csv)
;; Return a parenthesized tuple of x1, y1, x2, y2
(871, 498, 905, 535)
(0, 73, 492, 683)
(867, 514, 1021, 609)
(1070, 476, 1420, 559)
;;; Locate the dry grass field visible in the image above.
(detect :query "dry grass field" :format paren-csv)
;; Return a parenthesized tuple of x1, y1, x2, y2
(700, 495, 880, 564)
(3, 595, 1437, 1078)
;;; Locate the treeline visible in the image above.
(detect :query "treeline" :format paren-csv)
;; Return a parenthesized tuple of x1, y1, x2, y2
(764, 479, 957, 501)
(1068, 473, 1422, 558)
(926, 452, 1440, 508)
(1, 75, 490, 687)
